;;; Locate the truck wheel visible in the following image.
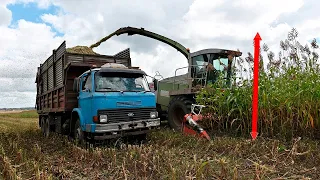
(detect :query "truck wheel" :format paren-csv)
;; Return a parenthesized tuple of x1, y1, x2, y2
(135, 133, 147, 143)
(168, 96, 195, 131)
(40, 117, 45, 135)
(38, 117, 41, 129)
(74, 119, 85, 145)
(128, 133, 147, 144)
(43, 117, 50, 137)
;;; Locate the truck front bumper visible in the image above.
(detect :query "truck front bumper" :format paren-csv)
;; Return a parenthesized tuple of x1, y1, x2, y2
(85, 118, 161, 133)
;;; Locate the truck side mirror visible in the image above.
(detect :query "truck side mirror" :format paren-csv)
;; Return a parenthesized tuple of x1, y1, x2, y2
(73, 78, 79, 92)
(153, 79, 158, 91)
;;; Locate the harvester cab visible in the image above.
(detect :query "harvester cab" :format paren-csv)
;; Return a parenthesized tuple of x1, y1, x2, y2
(169, 48, 242, 96)
(191, 49, 241, 86)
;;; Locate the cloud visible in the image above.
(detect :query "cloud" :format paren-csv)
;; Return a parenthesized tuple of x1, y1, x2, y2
(0, 78, 36, 92)
(0, 92, 36, 108)
(0, 5, 12, 26)
(0, 0, 319, 108)
(0, 19, 64, 107)
(0, 19, 64, 76)
(131, 45, 189, 79)
(177, 0, 304, 45)
(42, 0, 194, 54)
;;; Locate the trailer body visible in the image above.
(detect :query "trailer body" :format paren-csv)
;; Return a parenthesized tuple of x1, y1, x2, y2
(35, 41, 160, 140)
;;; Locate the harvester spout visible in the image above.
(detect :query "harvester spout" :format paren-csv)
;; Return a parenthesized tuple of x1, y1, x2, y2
(89, 26, 190, 59)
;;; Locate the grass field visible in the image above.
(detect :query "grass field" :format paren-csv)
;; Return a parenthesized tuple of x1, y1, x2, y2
(0, 110, 319, 179)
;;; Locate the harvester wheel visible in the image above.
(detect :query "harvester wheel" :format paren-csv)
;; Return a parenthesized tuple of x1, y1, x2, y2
(168, 96, 194, 131)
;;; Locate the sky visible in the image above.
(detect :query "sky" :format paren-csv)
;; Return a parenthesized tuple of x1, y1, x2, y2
(0, 0, 319, 108)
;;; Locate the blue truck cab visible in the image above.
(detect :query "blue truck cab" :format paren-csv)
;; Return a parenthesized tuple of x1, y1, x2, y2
(73, 63, 160, 141)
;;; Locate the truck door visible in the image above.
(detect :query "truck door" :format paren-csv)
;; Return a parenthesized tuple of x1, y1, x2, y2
(79, 73, 93, 124)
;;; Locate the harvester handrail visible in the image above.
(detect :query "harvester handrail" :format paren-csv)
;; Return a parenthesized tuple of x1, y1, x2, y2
(173, 64, 208, 89)
(173, 66, 189, 89)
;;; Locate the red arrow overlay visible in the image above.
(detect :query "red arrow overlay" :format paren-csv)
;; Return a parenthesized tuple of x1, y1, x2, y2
(251, 33, 262, 140)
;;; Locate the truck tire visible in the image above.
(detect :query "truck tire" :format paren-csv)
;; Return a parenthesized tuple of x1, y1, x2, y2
(40, 117, 45, 135)
(134, 133, 147, 143)
(43, 117, 50, 137)
(126, 133, 147, 144)
(167, 96, 195, 131)
(74, 119, 86, 145)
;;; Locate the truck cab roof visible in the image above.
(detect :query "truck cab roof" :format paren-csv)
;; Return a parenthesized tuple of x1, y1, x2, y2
(78, 67, 146, 78)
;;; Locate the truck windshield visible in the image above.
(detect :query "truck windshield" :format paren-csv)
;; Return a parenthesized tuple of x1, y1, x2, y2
(95, 71, 150, 92)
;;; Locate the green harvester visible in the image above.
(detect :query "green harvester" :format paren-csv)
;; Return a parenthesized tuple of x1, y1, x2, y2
(90, 26, 243, 131)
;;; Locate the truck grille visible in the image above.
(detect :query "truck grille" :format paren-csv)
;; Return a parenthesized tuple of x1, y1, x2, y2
(98, 108, 156, 123)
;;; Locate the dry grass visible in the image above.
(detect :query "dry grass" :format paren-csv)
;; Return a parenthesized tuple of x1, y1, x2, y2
(66, 46, 99, 55)
(0, 111, 319, 179)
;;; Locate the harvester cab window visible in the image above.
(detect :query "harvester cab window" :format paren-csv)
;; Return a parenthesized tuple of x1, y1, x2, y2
(191, 53, 231, 85)
(213, 58, 228, 70)
(212, 58, 228, 78)
(192, 54, 208, 73)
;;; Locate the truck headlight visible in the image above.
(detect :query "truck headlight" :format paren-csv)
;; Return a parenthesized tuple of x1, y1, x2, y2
(100, 115, 108, 123)
(150, 112, 158, 119)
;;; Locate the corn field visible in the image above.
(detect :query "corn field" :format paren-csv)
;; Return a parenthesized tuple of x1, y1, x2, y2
(196, 28, 320, 140)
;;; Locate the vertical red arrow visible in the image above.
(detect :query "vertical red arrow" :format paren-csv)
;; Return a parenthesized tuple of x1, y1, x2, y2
(251, 33, 262, 140)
